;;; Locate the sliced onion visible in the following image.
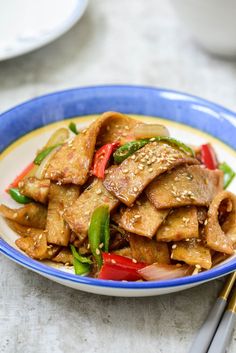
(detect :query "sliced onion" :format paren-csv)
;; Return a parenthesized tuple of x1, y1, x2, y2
(133, 124, 170, 139)
(138, 263, 192, 281)
(35, 146, 61, 179)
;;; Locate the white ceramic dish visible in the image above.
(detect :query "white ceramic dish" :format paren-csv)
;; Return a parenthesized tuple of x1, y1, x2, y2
(0, 86, 235, 297)
(0, 0, 88, 61)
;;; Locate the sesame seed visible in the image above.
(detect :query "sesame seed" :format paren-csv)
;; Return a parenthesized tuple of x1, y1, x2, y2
(172, 244, 177, 249)
(138, 165, 144, 170)
(96, 189, 102, 195)
(133, 187, 138, 192)
(186, 238, 190, 241)
(111, 259, 116, 264)
(134, 214, 141, 219)
(122, 169, 129, 174)
(87, 244, 91, 249)
(204, 219, 208, 225)
(131, 155, 136, 160)
(149, 138, 155, 142)
(99, 243, 104, 249)
(132, 258, 137, 263)
(195, 264, 201, 269)
(38, 234, 43, 240)
(148, 168, 153, 173)
(125, 125, 129, 130)
(95, 248, 100, 255)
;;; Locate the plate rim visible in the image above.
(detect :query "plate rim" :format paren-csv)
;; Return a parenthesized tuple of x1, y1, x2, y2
(0, 84, 236, 291)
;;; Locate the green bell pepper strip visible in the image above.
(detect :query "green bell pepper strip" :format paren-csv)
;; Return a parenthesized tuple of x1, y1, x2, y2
(34, 145, 59, 165)
(219, 162, 235, 189)
(73, 258, 90, 276)
(70, 245, 92, 264)
(88, 205, 110, 269)
(113, 136, 194, 164)
(9, 188, 32, 204)
(69, 122, 79, 135)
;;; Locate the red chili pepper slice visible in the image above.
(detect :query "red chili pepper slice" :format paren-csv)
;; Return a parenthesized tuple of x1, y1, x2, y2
(201, 143, 218, 170)
(6, 162, 35, 192)
(92, 142, 119, 179)
(98, 253, 146, 281)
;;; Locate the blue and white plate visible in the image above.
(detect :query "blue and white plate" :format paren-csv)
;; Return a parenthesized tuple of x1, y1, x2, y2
(0, 85, 235, 297)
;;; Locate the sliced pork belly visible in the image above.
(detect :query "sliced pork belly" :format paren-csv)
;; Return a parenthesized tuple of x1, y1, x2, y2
(146, 165, 223, 209)
(104, 141, 198, 206)
(46, 184, 80, 246)
(18, 177, 50, 204)
(45, 112, 139, 185)
(157, 206, 199, 242)
(205, 191, 236, 255)
(63, 179, 119, 236)
(171, 239, 212, 269)
(117, 195, 169, 238)
(129, 234, 170, 264)
(0, 203, 47, 229)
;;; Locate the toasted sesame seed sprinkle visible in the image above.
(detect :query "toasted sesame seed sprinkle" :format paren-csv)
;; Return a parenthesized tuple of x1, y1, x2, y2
(95, 248, 100, 255)
(131, 155, 136, 160)
(122, 169, 129, 174)
(149, 138, 155, 142)
(195, 264, 201, 269)
(133, 187, 138, 192)
(148, 168, 153, 173)
(132, 258, 137, 263)
(96, 189, 102, 195)
(172, 244, 177, 249)
(204, 219, 208, 225)
(111, 259, 116, 264)
(99, 242, 104, 249)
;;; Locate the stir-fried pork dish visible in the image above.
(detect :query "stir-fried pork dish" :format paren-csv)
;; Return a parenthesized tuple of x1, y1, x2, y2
(1, 112, 235, 281)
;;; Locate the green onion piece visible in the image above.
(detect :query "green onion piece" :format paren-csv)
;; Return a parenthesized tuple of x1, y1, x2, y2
(69, 122, 79, 135)
(219, 162, 235, 189)
(9, 188, 32, 204)
(34, 145, 59, 165)
(70, 245, 92, 264)
(88, 205, 110, 269)
(113, 136, 194, 164)
(70, 245, 91, 276)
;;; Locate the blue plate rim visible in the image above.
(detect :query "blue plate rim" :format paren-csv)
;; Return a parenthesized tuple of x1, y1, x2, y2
(0, 84, 236, 290)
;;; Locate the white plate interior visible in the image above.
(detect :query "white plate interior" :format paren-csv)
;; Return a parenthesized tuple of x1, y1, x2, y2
(0, 0, 88, 61)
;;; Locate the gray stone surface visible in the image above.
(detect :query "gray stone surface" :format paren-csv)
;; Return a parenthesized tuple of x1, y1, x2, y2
(0, 1, 236, 352)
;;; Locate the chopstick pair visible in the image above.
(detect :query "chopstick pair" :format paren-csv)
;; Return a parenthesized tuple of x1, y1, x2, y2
(188, 272, 236, 353)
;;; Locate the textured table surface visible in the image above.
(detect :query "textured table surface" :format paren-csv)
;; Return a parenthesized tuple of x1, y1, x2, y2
(0, 1, 236, 352)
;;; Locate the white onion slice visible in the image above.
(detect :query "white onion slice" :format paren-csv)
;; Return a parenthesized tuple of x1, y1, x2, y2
(138, 263, 192, 281)
(35, 146, 61, 180)
(133, 124, 170, 139)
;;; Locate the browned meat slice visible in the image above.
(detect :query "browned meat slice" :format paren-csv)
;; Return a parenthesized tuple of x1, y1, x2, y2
(129, 234, 170, 264)
(52, 248, 74, 265)
(18, 177, 50, 204)
(46, 184, 80, 246)
(146, 165, 223, 209)
(156, 206, 199, 242)
(171, 239, 212, 269)
(96, 111, 140, 146)
(16, 231, 48, 260)
(205, 191, 236, 255)
(63, 178, 119, 236)
(104, 141, 198, 206)
(117, 195, 169, 238)
(113, 247, 133, 258)
(6, 219, 44, 238)
(0, 203, 47, 229)
(45, 112, 139, 185)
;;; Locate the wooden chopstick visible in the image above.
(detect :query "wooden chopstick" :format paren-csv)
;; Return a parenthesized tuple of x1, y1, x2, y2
(188, 272, 236, 353)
